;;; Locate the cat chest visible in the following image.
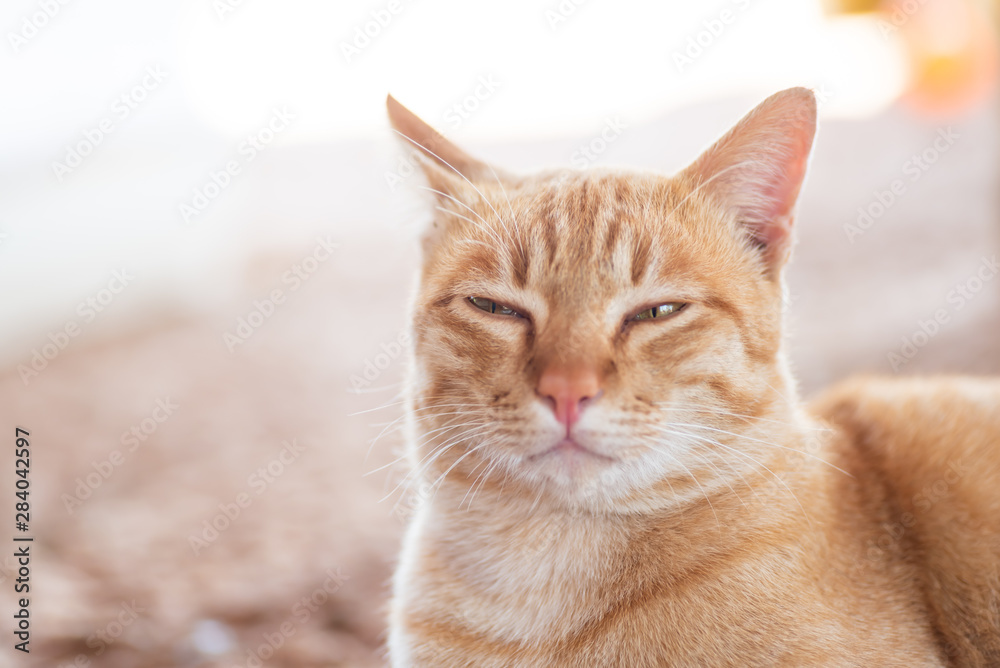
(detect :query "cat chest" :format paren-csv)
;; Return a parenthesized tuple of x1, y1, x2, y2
(401, 529, 946, 666)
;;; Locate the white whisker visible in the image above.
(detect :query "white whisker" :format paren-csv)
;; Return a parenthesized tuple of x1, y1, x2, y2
(643, 441, 720, 527)
(670, 421, 851, 478)
(654, 425, 812, 525)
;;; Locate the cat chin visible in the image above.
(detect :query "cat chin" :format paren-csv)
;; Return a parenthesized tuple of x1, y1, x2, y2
(526, 437, 616, 464)
(509, 444, 720, 514)
(520, 435, 614, 477)
(511, 450, 656, 512)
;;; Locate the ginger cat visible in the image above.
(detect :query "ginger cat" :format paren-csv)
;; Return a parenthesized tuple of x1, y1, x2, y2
(384, 88, 1000, 666)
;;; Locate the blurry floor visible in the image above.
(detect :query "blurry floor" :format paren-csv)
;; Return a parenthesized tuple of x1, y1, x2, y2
(0, 237, 416, 667)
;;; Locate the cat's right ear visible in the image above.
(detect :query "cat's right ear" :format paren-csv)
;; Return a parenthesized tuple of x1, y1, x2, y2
(386, 94, 494, 197)
(678, 87, 817, 277)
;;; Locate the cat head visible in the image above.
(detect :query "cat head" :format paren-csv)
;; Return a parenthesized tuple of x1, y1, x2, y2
(388, 89, 816, 514)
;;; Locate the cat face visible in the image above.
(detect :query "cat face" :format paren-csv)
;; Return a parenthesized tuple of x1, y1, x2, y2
(389, 90, 816, 512)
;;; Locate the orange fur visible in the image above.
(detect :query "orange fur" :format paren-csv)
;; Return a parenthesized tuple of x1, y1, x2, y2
(384, 90, 1000, 666)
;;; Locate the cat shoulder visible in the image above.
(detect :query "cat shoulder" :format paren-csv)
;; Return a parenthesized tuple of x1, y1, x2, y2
(810, 375, 1000, 663)
(809, 374, 1000, 455)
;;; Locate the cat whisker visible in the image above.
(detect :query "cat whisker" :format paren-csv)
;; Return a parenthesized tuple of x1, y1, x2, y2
(486, 163, 528, 263)
(393, 129, 516, 246)
(653, 426, 767, 508)
(475, 457, 507, 509)
(354, 398, 483, 419)
(698, 436, 812, 527)
(526, 481, 547, 516)
(459, 458, 492, 511)
(364, 402, 488, 445)
(655, 400, 828, 432)
(640, 440, 721, 527)
(461, 454, 504, 512)
(666, 160, 757, 222)
(401, 420, 491, 475)
(419, 186, 492, 231)
(346, 381, 405, 395)
(669, 421, 852, 478)
(349, 399, 406, 417)
(365, 406, 488, 463)
(428, 439, 496, 490)
(423, 440, 502, 509)
(763, 380, 799, 406)
(684, 446, 750, 509)
(419, 186, 509, 256)
(365, 416, 486, 476)
(655, 425, 812, 525)
(454, 238, 496, 252)
(434, 206, 487, 232)
(358, 396, 488, 462)
(381, 423, 493, 505)
(397, 422, 501, 492)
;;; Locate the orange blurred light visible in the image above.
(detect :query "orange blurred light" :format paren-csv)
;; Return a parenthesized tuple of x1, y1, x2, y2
(890, 0, 999, 117)
(822, 0, 884, 14)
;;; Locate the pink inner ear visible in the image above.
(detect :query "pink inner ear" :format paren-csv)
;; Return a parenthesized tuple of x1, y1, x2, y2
(770, 135, 812, 219)
(752, 136, 811, 249)
(697, 89, 814, 209)
(698, 90, 816, 270)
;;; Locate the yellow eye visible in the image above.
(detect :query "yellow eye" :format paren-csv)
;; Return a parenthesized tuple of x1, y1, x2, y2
(632, 303, 685, 321)
(469, 296, 521, 317)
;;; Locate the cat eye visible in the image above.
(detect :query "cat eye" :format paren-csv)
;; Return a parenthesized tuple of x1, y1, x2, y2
(469, 296, 523, 318)
(631, 302, 686, 321)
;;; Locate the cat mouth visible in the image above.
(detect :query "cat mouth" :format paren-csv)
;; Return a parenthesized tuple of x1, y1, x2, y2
(527, 438, 617, 463)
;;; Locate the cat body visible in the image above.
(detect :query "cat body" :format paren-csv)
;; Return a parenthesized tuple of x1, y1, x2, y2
(384, 90, 1000, 666)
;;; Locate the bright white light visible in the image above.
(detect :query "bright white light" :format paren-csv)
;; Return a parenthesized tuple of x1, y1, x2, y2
(178, 0, 906, 143)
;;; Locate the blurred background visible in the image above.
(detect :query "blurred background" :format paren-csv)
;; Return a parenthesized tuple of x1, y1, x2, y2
(1, 0, 998, 665)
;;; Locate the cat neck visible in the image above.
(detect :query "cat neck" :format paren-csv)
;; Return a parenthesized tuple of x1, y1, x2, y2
(410, 416, 827, 646)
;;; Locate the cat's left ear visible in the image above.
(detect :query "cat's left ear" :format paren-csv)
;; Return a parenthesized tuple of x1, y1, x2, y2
(679, 87, 817, 276)
(386, 94, 497, 187)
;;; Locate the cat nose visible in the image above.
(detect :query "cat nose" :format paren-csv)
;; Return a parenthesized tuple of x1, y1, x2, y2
(536, 365, 603, 428)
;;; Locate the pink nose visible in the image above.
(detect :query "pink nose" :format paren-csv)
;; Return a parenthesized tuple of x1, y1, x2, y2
(536, 365, 602, 429)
